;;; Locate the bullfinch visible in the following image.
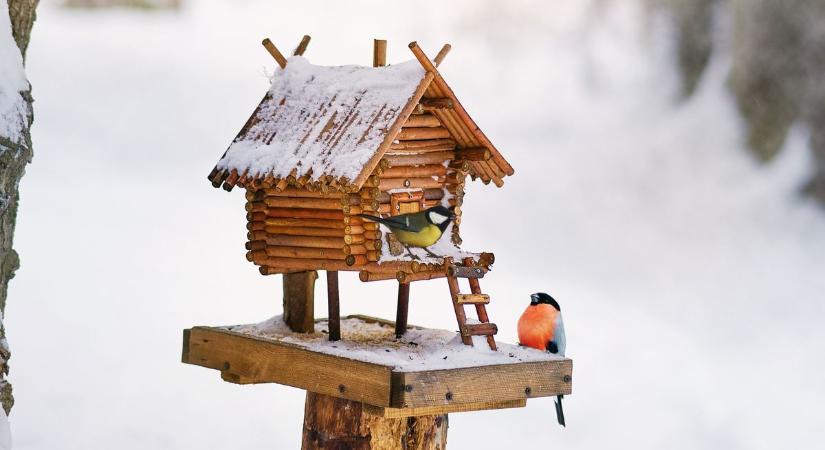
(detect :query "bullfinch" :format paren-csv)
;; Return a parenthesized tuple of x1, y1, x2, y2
(517, 292, 566, 426)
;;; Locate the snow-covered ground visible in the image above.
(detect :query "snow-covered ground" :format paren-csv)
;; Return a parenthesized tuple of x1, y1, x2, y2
(4, 0, 825, 449)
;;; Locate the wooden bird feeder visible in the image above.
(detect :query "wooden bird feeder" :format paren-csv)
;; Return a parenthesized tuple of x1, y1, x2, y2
(187, 36, 573, 449)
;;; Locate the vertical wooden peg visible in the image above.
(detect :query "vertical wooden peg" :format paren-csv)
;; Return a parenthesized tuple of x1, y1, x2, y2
(395, 282, 410, 338)
(327, 271, 341, 341)
(373, 39, 387, 67)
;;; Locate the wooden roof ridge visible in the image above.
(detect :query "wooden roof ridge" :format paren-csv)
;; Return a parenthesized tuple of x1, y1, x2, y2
(208, 37, 513, 192)
(407, 42, 514, 181)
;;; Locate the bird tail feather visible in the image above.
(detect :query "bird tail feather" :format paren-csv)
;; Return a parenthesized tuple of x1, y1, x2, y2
(555, 395, 565, 427)
(355, 213, 393, 228)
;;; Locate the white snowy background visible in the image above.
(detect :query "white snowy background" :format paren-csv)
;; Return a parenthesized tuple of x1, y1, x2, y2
(3, 0, 825, 449)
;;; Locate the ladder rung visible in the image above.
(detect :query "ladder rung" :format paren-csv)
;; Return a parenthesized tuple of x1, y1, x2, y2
(456, 294, 490, 305)
(462, 323, 498, 336)
(447, 265, 486, 279)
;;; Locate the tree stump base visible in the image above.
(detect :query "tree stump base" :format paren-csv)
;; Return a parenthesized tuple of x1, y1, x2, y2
(303, 392, 448, 450)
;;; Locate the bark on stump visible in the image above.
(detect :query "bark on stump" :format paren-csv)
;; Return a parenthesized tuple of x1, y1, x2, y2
(302, 392, 448, 450)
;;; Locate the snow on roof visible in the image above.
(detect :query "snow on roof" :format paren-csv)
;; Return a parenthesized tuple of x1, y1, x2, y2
(227, 315, 563, 372)
(215, 56, 426, 186)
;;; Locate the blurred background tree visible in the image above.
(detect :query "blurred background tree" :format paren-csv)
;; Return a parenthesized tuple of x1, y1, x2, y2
(0, 0, 38, 415)
(661, 0, 825, 203)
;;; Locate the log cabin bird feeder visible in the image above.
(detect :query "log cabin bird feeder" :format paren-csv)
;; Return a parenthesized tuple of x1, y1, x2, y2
(186, 36, 572, 448)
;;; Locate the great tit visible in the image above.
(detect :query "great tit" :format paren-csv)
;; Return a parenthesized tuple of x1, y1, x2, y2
(518, 292, 567, 427)
(356, 205, 456, 258)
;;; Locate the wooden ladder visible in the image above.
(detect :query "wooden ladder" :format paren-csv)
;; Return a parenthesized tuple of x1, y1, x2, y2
(445, 257, 498, 350)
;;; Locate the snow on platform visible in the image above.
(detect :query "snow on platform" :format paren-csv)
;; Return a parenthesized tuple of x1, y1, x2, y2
(226, 315, 562, 372)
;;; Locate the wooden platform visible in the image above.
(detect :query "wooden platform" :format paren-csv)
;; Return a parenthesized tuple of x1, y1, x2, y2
(182, 316, 572, 417)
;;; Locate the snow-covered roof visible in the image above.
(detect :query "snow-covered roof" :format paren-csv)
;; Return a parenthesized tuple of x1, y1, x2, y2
(213, 56, 427, 190)
(209, 51, 514, 191)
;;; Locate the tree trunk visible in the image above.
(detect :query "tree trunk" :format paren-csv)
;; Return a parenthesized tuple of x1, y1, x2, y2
(302, 392, 448, 450)
(0, 0, 38, 415)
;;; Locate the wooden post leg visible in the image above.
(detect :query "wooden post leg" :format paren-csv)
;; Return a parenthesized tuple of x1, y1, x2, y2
(283, 271, 318, 333)
(302, 392, 448, 450)
(326, 271, 340, 341)
(395, 282, 410, 338)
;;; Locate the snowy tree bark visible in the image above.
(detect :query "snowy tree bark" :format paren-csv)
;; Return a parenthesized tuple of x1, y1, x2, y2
(0, 0, 38, 415)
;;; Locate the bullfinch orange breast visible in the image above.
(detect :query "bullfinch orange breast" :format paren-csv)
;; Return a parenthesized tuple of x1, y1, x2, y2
(518, 292, 567, 426)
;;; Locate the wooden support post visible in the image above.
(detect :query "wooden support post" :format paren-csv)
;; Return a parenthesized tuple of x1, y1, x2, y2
(373, 39, 387, 67)
(327, 271, 341, 341)
(395, 282, 410, 338)
(302, 392, 448, 450)
(283, 271, 318, 333)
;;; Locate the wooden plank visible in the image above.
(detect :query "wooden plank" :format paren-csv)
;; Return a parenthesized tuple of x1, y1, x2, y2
(391, 360, 573, 408)
(183, 326, 393, 406)
(363, 399, 525, 419)
(462, 323, 497, 336)
(455, 293, 489, 305)
(446, 265, 486, 278)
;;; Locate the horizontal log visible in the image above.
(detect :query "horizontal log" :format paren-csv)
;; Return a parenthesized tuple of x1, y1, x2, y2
(250, 188, 345, 200)
(448, 160, 470, 171)
(343, 216, 365, 226)
(265, 246, 347, 260)
(456, 294, 490, 305)
(365, 239, 382, 251)
(420, 97, 453, 110)
(396, 271, 447, 283)
(248, 204, 345, 220)
(343, 234, 365, 245)
(364, 230, 382, 240)
(246, 249, 267, 262)
(462, 323, 498, 336)
(445, 172, 466, 185)
(377, 188, 444, 204)
(265, 235, 344, 249)
(262, 196, 351, 210)
(380, 165, 448, 179)
(259, 225, 345, 237)
(246, 240, 266, 251)
(342, 205, 363, 215)
(345, 225, 365, 235)
(258, 258, 355, 273)
(455, 147, 492, 161)
(386, 144, 456, 155)
(404, 114, 441, 128)
(378, 177, 444, 190)
(362, 222, 379, 231)
(359, 187, 380, 199)
(346, 254, 367, 266)
(366, 250, 380, 261)
(249, 217, 345, 229)
(388, 138, 456, 151)
(397, 127, 451, 141)
(359, 270, 396, 282)
(343, 244, 367, 255)
(385, 151, 455, 167)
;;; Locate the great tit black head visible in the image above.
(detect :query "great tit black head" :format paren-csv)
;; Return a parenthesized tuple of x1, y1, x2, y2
(530, 292, 560, 311)
(425, 205, 456, 226)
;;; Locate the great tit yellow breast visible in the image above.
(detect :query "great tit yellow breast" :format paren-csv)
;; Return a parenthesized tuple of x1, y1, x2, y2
(392, 224, 444, 248)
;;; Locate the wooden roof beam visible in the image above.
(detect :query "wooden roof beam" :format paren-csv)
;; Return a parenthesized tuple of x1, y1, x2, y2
(293, 35, 311, 56)
(408, 41, 515, 177)
(433, 44, 451, 67)
(262, 38, 287, 68)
